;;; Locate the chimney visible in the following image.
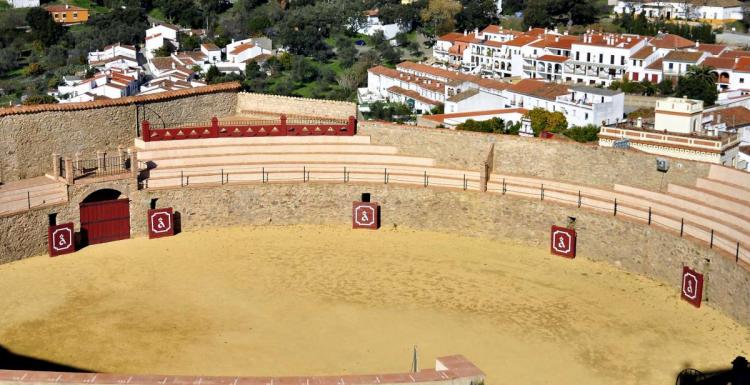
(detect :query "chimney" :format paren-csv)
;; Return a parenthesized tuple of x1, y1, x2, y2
(555, 36, 560, 42)
(171, 62, 175, 69)
(564, 31, 568, 36)
(736, 57, 740, 64)
(696, 41, 700, 48)
(636, 117, 643, 128)
(463, 30, 467, 36)
(65, 4, 69, 8)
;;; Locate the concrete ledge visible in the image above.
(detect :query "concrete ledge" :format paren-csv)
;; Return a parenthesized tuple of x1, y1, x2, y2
(0, 356, 484, 385)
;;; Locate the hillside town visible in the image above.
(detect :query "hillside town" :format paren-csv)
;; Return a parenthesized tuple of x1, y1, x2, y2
(0, 0, 749, 171)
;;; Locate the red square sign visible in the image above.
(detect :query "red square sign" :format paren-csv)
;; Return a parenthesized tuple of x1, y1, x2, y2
(550, 225, 577, 258)
(352, 202, 379, 230)
(148, 208, 175, 239)
(681, 266, 704, 308)
(48, 222, 75, 257)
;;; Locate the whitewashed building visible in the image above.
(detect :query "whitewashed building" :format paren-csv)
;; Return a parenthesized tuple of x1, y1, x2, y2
(599, 97, 742, 165)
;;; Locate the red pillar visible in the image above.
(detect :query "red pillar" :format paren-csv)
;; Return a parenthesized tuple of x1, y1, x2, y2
(141, 120, 151, 142)
(347, 116, 357, 136)
(280, 114, 288, 136)
(211, 116, 219, 138)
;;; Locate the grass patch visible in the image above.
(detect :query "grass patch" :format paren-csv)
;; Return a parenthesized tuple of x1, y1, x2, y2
(0, 2, 11, 10)
(148, 7, 165, 21)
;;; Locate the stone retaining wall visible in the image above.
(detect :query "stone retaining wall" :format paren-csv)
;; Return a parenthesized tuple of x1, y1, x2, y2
(236, 92, 356, 120)
(2, 180, 747, 327)
(360, 122, 710, 190)
(0, 89, 238, 182)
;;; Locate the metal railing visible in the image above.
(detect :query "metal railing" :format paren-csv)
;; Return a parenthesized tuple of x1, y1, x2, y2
(143, 165, 478, 192)
(72, 156, 130, 179)
(487, 177, 750, 265)
(0, 186, 67, 216)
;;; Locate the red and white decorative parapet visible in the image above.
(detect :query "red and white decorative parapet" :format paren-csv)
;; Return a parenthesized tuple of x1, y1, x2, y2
(141, 115, 357, 142)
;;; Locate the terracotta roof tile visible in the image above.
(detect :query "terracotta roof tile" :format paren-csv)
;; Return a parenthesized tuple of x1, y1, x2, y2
(631, 46, 656, 60)
(649, 33, 694, 49)
(663, 50, 704, 63)
(710, 106, 750, 128)
(386, 86, 440, 106)
(0, 82, 241, 117)
(507, 79, 570, 101)
(536, 54, 568, 63)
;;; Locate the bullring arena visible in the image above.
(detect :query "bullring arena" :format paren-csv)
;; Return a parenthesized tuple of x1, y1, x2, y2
(0, 82, 749, 385)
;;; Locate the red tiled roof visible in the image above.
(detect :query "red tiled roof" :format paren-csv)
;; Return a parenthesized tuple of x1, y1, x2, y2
(646, 58, 664, 70)
(710, 106, 750, 128)
(631, 46, 656, 60)
(694, 43, 727, 56)
(649, 33, 694, 49)
(368, 65, 400, 78)
(663, 50, 704, 63)
(734, 57, 750, 72)
(505, 35, 541, 47)
(507, 79, 569, 100)
(529, 35, 578, 50)
(43, 4, 87, 12)
(536, 54, 568, 63)
(201, 43, 220, 51)
(422, 108, 529, 123)
(703, 56, 736, 70)
(0, 82, 241, 116)
(719, 50, 750, 59)
(386, 86, 440, 106)
(230, 43, 255, 55)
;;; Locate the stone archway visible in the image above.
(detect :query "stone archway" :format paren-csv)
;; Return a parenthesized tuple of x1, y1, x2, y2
(79, 188, 130, 246)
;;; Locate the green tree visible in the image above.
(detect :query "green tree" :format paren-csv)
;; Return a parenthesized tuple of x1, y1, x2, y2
(456, 0, 498, 31)
(205, 65, 220, 83)
(420, 0, 462, 41)
(26, 7, 64, 47)
(674, 65, 718, 106)
(657, 79, 674, 95)
(22, 94, 58, 105)
(523, 0, 550, 28)
(563, 125, 600, 142)
(528, 108, 567, 135)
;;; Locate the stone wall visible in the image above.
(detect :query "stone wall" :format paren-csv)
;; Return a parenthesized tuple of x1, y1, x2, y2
(361, 122, 710, 190)
(2, 180, 744, 326)
(0, 89, 238, 182)
(359, 122, 494, 171)
(236, 92, 357, 119)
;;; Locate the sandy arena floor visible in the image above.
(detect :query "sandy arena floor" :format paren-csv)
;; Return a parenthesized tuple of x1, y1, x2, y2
(0, 225, 748, 385)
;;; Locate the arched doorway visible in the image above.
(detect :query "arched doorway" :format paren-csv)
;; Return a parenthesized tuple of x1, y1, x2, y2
(79, 188, 130, 245)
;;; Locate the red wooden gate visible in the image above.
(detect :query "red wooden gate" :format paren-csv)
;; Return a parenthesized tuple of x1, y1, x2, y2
(80, 198, 131, 245)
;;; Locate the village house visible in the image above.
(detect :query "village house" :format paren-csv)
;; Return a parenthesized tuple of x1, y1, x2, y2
(599, 97, 742, 165)
(53, 68, 138, 103)
(613, 0, 744, 24)
(43, 4, 89, 25)
(5, 0, 39, 8)
(144, 23, 180, 58)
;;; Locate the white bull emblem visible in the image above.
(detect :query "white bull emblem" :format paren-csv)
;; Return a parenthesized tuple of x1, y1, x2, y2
(552, 230, 572, 254)
(51, 227, 73, 251)
(150, 212, 172, 234)
(354, 205, 376, 226)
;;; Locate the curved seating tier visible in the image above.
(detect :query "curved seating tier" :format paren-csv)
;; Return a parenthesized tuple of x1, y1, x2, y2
(135, 135, 749, 263)
(136, 136, 480, 191)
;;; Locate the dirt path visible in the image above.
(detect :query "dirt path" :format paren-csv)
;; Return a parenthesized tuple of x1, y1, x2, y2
(0, 225, 747, 385)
